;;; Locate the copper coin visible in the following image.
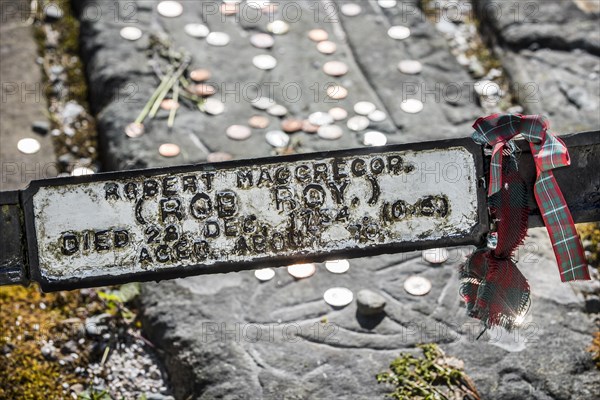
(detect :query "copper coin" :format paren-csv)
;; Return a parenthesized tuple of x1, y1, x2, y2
(328, 107, 348, 121)
(220, 2, 239, 15)
(281, 118, 303, 133)
(226, 125, 252, 140)
(192, 83, 216, 97)
(248, 115, 270, 129)
(190, 68, 211, 82)
(159, 143, 181, 157)
(302, 120, 319, 133)
(250, 33, 274, 49)
(308, 28, 328, 42)
(207, 151, 233, 162)
(160, 99, 179, 111)
(326, 85, 348, 99)
(317, 40, 337, 55)
(323, 61, 349, 77)
(125, 122, 144, 138)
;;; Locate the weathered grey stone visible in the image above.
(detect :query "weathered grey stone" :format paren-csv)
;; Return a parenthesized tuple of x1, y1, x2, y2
(356, 289, 387, 316)
(32, 120, 50, 135)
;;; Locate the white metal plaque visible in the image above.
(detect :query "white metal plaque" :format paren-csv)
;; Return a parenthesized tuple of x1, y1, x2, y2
(25, 143, 485, 289)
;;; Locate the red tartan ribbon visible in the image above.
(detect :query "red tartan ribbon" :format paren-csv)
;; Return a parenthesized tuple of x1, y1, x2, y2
(472, 113, 590, 282)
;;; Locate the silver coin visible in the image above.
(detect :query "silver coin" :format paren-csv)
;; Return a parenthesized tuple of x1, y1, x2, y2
(323, 287, 353, 307)
(317, 125, 343, 140)
(226, 125, 252, 140)
(120, 26, 143, 41)
(363, 131, 387, 146)
(378, 0, 398, 9)
(251, 97, 276, 110)
(157, 1, 183, 17)
(265, 130, 290, 148)
(326, 85, 348, 100)
(17, 138, 41, 154)
(288, 263, 316, 279)
(206, 32, 230, 46)
(253, 54, 277, 70)
(267, 20, 289, 35)
(125, 122, 144, 138)
(347, 115, 370, 131)
(353, 101, 376, 115)
(250, 33, 274, 49)
(255, 268, 275, 282)
(316, 40, 337, 55)
(387, 25, 411, 40)
(341, 3, 362, 17)
(474, 80, 500, 96)
(266, 104, 287, 117)
(308, 111, 334, 126)
(400, 99, 424, 114)
(71, 166, 95, 176)
(184, 23, 209, 38)
(368, 110, 387, 122)
(325, 259, 350, 274)
(203, 98, 225, 115)
(328, 107, 348, 121)
(404, 276, 432, 296)
(422, 248, 449, 264)
(397, 60, 422, 75)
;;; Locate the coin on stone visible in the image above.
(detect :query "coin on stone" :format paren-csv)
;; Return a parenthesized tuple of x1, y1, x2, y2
(220, 2, 239, 15)
(267, 104, 287, 117)
(250, 33, 275, 49)
(281, 118, 303, 133)
(17, 138, 41, 154)
(308, 28, 328, 42)
(207, 151, 233, 162)
(288, 263, 316, 279)
(248, 115, 270, 129)
(368, 110, 387, 122)
(206, 32, 230, 46)
(404, 276, 432, 296)
(474, 80, 500, 96)
(160, 99, 179, 111)
(328, 107, 348, 121)
(378, 0, 398, 9)
(250, 97, 276, 110)
(347, 115, 370, 131)
(265, 130, 290, 148)
(324, 287, 353, 307)
(400, 98, 424, 114)
(317, 125, 343, 140)
(323, 61, 349, 77)
(71, 167, 95, 176)
(203, 98, 225, 115)
(302, 120, 319, 133)
(387, 25, 411, 40)
(422, 248, 449, 264)
(226, 125, 252, 140)
(255, 268, 275, 282)
(363, 130, 387, 146)
(124, 122, 144, 138)
(325, 259, 350, 274)
(316, 40, 337, 55)
(341, 3, 362, 16)
(253, 54, 277, 70)
(308, 111, 334, 126)
(326, 85, 348, 99)
(184, 23, 209, 38)
(267, 20, 289, 35)
(158, 143, 181, 157)
(190, 68, 211, 82)
(192, 83, 216, 97)
(157, 1, 183, 17)
(397, 60, 423, 74)
(120, 26, 142, 41)
(353, 101, 376, 115)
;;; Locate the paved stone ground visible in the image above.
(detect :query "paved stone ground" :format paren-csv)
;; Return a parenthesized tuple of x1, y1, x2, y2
(0, 0, 57, 191)
(74, 0, 600, 398)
